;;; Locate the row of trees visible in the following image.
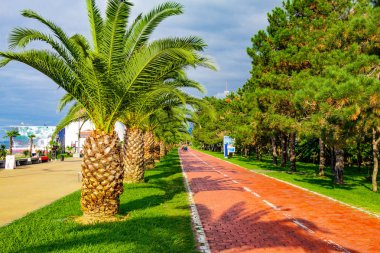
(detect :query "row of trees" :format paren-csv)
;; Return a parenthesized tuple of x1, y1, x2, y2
(0, 0, 213, 221)
(194, 0, 379, 191)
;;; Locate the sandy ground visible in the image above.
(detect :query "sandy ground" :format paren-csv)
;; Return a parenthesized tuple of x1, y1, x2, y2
(0, 158, 82, 227)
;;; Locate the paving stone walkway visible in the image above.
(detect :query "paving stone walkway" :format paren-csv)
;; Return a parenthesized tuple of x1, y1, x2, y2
(0, 159, 81, 227)
(180, 148, 380, 253)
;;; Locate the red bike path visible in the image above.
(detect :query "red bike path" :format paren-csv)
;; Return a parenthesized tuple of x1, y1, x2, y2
(179, 148, 380, 253)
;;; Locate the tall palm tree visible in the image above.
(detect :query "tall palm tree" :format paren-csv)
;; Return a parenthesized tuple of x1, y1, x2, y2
(28, 134, 36, 156)
(5, 129, 20, 155)
(0, 0, 214, 220)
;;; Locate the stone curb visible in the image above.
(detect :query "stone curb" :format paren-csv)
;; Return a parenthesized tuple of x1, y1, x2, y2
(178, 150, 211, 253)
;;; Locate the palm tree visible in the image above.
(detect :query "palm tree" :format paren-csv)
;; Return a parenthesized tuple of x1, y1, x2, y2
(28, 134, 36, 156)
(5, 129, 20, 155)
(0, 0, 214, 220)
(143, 76, 209, 169)
(121, 88, 189, 183)
(121, 75, 212, 183)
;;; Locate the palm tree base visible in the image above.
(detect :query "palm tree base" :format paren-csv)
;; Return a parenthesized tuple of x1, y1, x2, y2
(145, 164, 155, 170)
(123, 178, 145, 184)
(74, 214, 128, 225)
(81, 131, 124, 218)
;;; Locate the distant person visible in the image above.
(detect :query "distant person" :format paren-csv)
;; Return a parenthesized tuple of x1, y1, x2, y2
(31, 145, 37, 157)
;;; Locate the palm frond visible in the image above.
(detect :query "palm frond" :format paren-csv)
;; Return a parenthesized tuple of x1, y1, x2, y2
(70, 34, 91, 57)
(86, 0, 104, 52)
(101, 0, 132, 74)
(8, 28, 72, 64)
(124, 2, 183, 58)
(52, 102, 89, 139)
(20, 9, 81, 60)
(0, 50, 79, 94)
(57, 93, 75, 112)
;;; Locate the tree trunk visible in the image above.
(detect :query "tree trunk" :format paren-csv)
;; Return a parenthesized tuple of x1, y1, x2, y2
(160, 141, 166, 159)
(372, 128, 379, 192)
(289, 133, 296, 172)
(271, 136, 278, 166)
(9, 137, 13, 155)
(331, 147, 335, 172)
(154, 141, 160, 162)
(280, 133, 287, 168)
(123, 128, 145, 183)
(357, 142, 362, 170)
(334, 147, 345, 184)
(29, 139, 33, 157)
(143, 131, 155, 170)
(81, 131, 124, 218)
(255, 146, 259, 160)
(319, 138, 326, 176)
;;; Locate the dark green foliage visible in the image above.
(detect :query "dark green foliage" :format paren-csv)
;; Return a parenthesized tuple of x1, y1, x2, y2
(194, 0, 379, 189)
(0, 145, 7, 160)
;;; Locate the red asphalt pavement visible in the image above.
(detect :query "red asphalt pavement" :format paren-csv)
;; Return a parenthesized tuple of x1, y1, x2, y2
(179, 148, 380, 253)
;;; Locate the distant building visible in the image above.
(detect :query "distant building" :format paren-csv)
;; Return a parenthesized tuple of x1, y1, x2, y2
(224, 81, 230, 96)
(0, 122, 125, 154)
(0, 125, 55, 153)
(58, 121, 125, 153)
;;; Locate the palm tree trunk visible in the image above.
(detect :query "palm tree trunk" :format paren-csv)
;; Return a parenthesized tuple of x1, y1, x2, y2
(81, 131, 123, 218)
(144, 131, 155, 170)
(123, 128, 145, 183)
(372, 128, 379, 192)
(271, 136, 278, 166)
(154, 140, 160, 162)
(319, 138, 326, 176)
(159, 141, 165, 159)
(289, 133, 296, 172)
(280, 133, 287, 167)
(29, 139, 33, 157)
(334, 146, 345, 184)
(9, 137, 13, 155)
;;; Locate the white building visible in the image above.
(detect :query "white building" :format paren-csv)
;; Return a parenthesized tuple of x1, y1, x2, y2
(59, 121, 125, 153)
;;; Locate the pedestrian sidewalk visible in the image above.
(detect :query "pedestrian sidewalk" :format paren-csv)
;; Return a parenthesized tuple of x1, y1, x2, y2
(180, 148, 380, 253)
(0, 159, 82, 227)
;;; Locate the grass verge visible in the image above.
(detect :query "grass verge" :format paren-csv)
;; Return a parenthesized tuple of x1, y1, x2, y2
(195, 148, 380, 215)
(0, 151, 198, 253)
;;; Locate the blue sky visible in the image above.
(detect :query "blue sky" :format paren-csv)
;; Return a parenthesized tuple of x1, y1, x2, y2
(0, 0, 282, 126)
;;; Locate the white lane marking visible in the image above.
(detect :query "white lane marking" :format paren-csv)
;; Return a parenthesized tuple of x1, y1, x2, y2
(198, 150, 379, 220)
(252, 192, 261, 198)
(324, 240, 351, 253)
(243, 186, 252, 192)
(292, 219, 315, 234)
(232, 180, 239, 184)
(189, 150, 352, 253)
(223, 174, 228, 177)
(179, 150, 211, 253)
(262, 200, 280, 211)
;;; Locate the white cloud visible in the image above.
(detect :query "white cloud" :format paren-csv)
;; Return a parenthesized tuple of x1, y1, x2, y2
(0, 0, 282, 125)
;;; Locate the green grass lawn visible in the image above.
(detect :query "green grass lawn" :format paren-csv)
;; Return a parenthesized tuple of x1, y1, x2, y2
(196, 148, 380, 215)
(0, 151, 198, 253)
